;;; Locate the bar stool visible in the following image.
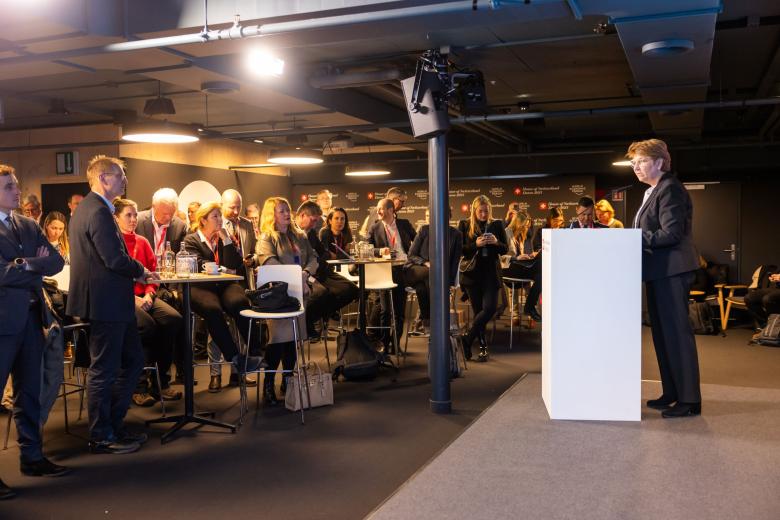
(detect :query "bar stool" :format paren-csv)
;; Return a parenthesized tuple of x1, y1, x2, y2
(364, 262, 400, 366)
(334, 268, 360, 332)
(239, 264, 310, 425)
(503, 277, 533, 350)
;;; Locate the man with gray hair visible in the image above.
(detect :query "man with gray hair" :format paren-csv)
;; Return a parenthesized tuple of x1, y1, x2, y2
(136, 187, 187, 257)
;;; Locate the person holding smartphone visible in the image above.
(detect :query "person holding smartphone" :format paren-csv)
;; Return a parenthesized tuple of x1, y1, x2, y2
(458, 195, 508, 362)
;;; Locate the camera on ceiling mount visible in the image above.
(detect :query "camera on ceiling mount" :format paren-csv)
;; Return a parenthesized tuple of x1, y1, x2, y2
(400, 47, 488, 139)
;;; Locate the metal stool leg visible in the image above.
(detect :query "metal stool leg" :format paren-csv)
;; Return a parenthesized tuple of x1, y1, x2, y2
(509, 282, 515, 350)
(321, 318, 331, 371)
(292, 318, 309, 424)
(152, 363, 166, 417)
(389, 290, 400, 367)
(403, 292, 414, 363)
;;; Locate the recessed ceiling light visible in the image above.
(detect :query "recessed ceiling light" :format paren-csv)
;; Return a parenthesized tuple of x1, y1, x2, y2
(345, 164, 391, 177)
(253, 139, 264, 144)
(612, 160, 632, 167)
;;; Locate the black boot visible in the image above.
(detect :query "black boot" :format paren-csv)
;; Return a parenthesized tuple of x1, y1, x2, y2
(263, 376, 279, 407)
(477, 334, 489, 362)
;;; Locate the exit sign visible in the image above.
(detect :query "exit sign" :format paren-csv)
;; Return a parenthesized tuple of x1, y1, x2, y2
(56, 151, 79, 175)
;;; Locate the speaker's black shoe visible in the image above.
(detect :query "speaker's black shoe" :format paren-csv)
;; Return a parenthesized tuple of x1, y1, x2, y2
(525, 308, 542, 322)
(477, 334, 489, 363)
(0, 479, 16, 500)
(20, 457, 71, 477)
(662, 402, 701, 418)
(646, 395, 676, 410)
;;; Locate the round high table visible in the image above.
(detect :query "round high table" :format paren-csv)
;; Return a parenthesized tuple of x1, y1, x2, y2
(146, 272, 244, 444)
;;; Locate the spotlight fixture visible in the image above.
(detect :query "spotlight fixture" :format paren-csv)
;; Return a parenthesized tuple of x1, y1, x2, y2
(122, 121, 199, 144)
(345, 164, 391, 177)
(611, 160, 632, 167)
(267, 148, 323, 165)
(641, 39, 694, 57)
(247, 48, 285, 77)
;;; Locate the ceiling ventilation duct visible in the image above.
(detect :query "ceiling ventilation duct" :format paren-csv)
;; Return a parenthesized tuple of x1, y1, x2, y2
(310, 69, 401, 89)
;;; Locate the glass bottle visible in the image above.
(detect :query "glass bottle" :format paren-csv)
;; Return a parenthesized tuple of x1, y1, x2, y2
(163, 240, 175, 276)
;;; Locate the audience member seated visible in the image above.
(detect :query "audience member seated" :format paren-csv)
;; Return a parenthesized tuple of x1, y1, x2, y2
(136, 188, 188, 259)
(368, 197, 416, 353)
(595, 199, 624, 228)
(43, 211, 70, 264)
(745, 269, 780, 330)
(359, 186, 406, 240)
(458, 195, 508, 362)
(113, 198, 183, 406)
(296, 201, 357, 337)
(502, 210, 542, 322)
(319, 207, 354, 259)
(404, 208, 462, 332)
(183, 202, 265, 379)
(569, 196, 608, 229)
(21, 194, 42, 225)
(503, 201, 520, 228)
(314, 189, 333, 233)
(256, 196, 319, 406)
(526, 207, 566, 319)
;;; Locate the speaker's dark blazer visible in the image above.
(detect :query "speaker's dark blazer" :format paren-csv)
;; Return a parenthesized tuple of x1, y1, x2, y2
(67, 192, 144, 323)
(404, 224, 462, 287)
(367, 218, 416, 255)
(136, 209, 188, 254)
(634, 172, 699, 282)
(0, 213, 64, 335)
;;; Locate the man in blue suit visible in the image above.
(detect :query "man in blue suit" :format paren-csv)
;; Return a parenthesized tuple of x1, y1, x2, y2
(629, 139, 701, 418)
(0, 164, 69, 500)
(67, 155, 158, 454)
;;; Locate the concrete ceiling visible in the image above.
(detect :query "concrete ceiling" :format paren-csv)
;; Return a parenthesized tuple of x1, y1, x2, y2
(0, 0, 778, 161)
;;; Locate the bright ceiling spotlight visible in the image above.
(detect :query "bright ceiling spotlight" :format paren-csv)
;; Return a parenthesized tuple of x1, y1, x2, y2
(345, 164, 391, 177)
(267, 148, 323, 165)
(122, 121, 199, 144)
(247, 48, 285, 77)
(611, 160, 632, 167)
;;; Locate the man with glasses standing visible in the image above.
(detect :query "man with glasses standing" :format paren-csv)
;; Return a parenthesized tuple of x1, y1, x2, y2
(628, 139, 701, 418)
(68, 155, 159, 454)
(0, 164, 68, 500)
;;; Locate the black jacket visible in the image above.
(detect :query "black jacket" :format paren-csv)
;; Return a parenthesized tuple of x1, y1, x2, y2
(67, 192, 144, 323)
(183, 231, 244, 290)
(634, 172, 699, 281)
(136, 209, 188, 254)
(367, 218, 416, 255)
(458, 219, 508, 286)
(404, 224, 463, 286)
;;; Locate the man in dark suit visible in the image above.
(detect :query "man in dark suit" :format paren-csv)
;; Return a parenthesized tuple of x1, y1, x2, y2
(136, 187, 187, 257)
(629, 139, 701, 418)
(67, 155, 158, 454)
(0, 164, 69, 499)
(568, 196, 608, 229)
(367, 198, 416, 352)
(221, 189, 257, 288)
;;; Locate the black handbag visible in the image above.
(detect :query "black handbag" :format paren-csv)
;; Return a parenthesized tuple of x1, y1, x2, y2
(246, 281, 301, 313)
(459, 255, 477, 274)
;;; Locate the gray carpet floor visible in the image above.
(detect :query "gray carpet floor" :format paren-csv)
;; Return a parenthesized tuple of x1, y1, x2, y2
(369, 374, 780, 520)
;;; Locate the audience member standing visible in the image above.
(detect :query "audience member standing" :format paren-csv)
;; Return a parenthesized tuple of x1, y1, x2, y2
(0, 164, 69, 500)
(314, 189, 333, 233)
(629, 139, 701, 418)
(458, 195, 507, 362)
(221, 189, 257, 287)
(67, 155, 157, 454)
(113, 198, 183, 407)
(367, 198, 416, 353)
(67, 193, 84, 222)
(245, 203, 260, 238)
(21, 195, 42, 226)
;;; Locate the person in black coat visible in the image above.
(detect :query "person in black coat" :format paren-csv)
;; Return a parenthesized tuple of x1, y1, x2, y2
(458, 195, 508, 362)
(568, 196, 608, 229)
(67, 156, 158, 455)
(404, 212, 462, 328)
(367, 198, 416, 353)
(629, 139, 701, 418)
(0, 165, 69, 498)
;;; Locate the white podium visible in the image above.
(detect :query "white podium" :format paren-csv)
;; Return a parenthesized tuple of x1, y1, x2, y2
(541, 229, 641, 421)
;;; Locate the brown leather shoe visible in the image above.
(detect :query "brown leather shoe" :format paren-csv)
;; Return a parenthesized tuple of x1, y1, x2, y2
(208, 375, 222, 393)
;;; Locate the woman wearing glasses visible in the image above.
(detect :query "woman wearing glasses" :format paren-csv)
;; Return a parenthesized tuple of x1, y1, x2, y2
(458, 195, 508, 362)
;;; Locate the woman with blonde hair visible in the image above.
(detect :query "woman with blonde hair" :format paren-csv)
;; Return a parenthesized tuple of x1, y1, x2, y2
(457, 195, 508, 362)
(256, 196, 320, 405)
(42, 211, 70, 264)
(502, 210, 542, 322)
(595, 199, 624, 228)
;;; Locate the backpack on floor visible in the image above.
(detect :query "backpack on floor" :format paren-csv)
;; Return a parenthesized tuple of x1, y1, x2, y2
(757, 314, 780, 346)
(688, 301, 716, 335)
(334, 330, 381, 381)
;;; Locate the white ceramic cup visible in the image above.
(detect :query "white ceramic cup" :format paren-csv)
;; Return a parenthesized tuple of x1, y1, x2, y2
(203, 262, 219, 275)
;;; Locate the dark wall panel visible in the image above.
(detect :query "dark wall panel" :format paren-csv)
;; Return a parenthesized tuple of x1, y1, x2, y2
(740, 179, 780, 282)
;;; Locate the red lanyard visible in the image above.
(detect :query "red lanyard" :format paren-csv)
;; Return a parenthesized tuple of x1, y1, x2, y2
(155, 226, 168, 254)
(211, 239, 220, 265)
(384, 223, 396, 248)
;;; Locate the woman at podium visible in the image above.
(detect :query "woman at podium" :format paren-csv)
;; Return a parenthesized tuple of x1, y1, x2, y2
(458, 195, 508, 362)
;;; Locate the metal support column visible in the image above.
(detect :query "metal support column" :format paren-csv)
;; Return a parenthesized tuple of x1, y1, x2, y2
(428, 132, 451, 414)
